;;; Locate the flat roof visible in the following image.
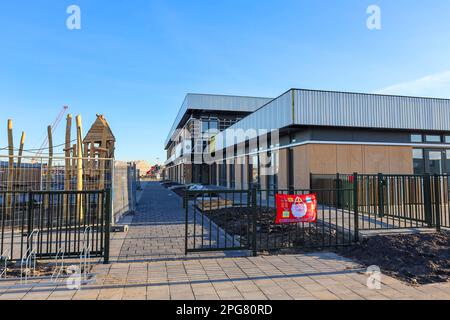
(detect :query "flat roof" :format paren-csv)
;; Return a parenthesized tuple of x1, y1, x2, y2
(165, 93, 273, 148)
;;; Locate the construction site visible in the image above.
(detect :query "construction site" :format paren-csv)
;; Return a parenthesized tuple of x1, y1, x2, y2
(0, 108, 139, 275)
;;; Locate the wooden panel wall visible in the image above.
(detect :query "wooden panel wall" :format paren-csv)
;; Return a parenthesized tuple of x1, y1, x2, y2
(291, 144, 413, 188)
(293, 145, 310, 189)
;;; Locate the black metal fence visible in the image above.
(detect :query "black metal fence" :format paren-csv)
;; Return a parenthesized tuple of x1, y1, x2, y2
(184, 186, 357, 255)
(0, 189, 111, 262)
(184, 189, 253, 254)
(311, 173, 449, 230)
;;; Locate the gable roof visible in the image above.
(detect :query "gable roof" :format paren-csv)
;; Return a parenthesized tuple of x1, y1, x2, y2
(83, 114, 116, 143)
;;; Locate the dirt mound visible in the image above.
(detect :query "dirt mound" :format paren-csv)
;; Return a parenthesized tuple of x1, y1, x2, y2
(336, 231, 450, 285)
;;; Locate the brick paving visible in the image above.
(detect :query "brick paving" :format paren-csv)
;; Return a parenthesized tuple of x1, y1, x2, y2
(1, 182, 450, 300)
(117, 183, 249, 262)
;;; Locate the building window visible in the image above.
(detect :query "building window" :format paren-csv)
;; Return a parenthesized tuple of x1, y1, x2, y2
(446, 151, 450, 174)
(413, 149, 425, 174)
(202, 120, 209, 133)
(229, 163, 235, 189)
(219, 161, 227, 187)
(445, 136, 450, 144)
(202, 118, 219, 134)
(426, 135, 441, 143)
(411, 134, 423, 143)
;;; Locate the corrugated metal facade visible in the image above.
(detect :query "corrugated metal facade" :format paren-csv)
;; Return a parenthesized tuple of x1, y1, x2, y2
(294, 89, 450, 131)
(214, 91, 293, 150)
(167, 89, 450, 152)
(165, 94, 272, 147)
(212, 89, 450, 151)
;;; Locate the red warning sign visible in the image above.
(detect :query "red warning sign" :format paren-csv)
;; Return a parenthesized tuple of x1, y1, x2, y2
(275, 194, 318, 224)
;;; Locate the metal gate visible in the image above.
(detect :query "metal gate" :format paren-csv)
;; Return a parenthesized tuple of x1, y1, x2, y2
(184, 187, 357, 255)
(0, 189, 111, 262)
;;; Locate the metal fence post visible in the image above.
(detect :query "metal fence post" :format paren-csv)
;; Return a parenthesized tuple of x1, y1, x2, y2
(251, 186, 258, 257)
(353, 173, 359, 242)
(424, 173, 433, 227)
(377, 173, 385, 218)
(103, 189, 111, 264)
(26, 191, 34, 257)
(336, 173, 341, 209)
(433, 174, 441, 232)
(185, 191, 189, 255)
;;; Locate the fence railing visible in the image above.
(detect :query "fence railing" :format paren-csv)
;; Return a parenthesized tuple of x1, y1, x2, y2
(112, 162, 139, 223)
(0, 155, 113, 192)
(0, 189, 111, 262)
(0, 155, 140, 226)
(184, 186, 357, 255)
(311, 173, 449, 230)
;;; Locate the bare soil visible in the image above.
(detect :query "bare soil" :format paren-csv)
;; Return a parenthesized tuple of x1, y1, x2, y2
(1, 261, 92, 279)
(204, 206, 342, 251)
(336, 231, 450, 285)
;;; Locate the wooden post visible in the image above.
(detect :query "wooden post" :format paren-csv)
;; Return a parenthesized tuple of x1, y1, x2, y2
(65, 115, 72, 191)
(47, 126, 53, 190)
(42, 126, 53, 215)
(72, 144, 77, 179)
(16, 132, 25, 190)
(83, 142, 89, 181)
(90, 142, 95, 187)
(98, 127, 108, 191)
(6, 119, 14, 217)
(76, 115, 84, 221)
(64, 115, 72, 221)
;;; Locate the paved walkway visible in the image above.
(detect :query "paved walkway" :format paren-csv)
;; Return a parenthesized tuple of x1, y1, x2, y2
(1, 182, 450, 300)
(2, 252, 450, 300)
(117, 183, 248, 262)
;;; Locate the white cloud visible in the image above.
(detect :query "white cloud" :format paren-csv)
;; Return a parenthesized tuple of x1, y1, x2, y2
(375, 70, 450, 98)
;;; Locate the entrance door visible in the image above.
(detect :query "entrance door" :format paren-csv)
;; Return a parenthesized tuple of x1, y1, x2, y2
(424, 149, 445, 174)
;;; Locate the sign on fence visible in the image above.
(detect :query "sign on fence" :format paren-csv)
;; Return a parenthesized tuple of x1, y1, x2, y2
(275, 194, 317, 224)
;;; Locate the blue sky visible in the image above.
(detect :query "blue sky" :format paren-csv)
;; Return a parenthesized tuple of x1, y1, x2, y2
(1, 0, 450, 162)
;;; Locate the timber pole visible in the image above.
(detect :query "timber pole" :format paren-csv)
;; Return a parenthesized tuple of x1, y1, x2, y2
(64, 114, 72, 221)
(76, 115, 84, 221)
(6, 119, 14, 218)
(47, 125, 53, 190)
(16, 132, 25, 190)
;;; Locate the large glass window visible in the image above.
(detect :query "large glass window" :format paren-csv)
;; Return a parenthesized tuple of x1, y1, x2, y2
(209, 120, 218, 131)
(219, 161, 227, 187)
(202, 118, 219, 134)
(413, 149, 425, 174)
(426, 135, 441, 143)
(428, 151, 443, 174)
(229, 163, 235, 189)
(446, 151, 450, 174)
(411, 134, 423, 143)
(202, 120, 209, 133)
